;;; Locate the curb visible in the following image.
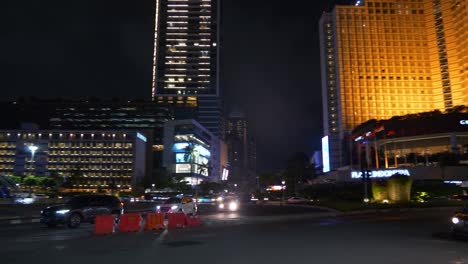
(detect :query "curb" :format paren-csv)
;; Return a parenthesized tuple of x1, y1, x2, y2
(0, 217, 41, 225)
(0, 209, 156, 226)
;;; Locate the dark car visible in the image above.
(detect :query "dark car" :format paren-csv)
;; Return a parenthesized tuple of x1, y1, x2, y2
(450, 205, 468, 237)
(40, 195, 123, 228)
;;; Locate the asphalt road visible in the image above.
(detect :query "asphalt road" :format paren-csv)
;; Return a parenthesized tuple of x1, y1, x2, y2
(0, 201, 329, 220)
(0, 207, 466, 264)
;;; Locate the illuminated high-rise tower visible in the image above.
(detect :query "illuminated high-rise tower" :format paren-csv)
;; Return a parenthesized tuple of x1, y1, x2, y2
(319, 0, 468, 170)
(152, 0, 222, 137)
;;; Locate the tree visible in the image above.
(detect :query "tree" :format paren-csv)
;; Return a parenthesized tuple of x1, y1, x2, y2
(258, 172, 278, 189)
(283, 152, 310, 196)
(169, 175, 192, 194)
(23, 176, 38, 197)
(40, 177, 57, 190)
(198, 181, 222, 195)
(63, 165, 83, 189)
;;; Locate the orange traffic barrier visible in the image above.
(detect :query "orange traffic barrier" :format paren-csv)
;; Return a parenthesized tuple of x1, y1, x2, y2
(167, 212, 186, 229)
(118, 213, 142, 232)
(94, 214, 115, 235)
(186, 215, 201, 227)
(144, 212, 165, 230)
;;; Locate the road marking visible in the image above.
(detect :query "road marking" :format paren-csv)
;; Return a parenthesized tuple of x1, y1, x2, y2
(156, 229, 168, 242)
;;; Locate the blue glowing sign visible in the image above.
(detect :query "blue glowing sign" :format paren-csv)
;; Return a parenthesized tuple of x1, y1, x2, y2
(322, 136, 330, 173)
(173, 142, 190, 152)
(137, 132, 147, 142)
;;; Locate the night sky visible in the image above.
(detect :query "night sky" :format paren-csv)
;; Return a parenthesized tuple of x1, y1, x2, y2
(1, 0, 352, 171)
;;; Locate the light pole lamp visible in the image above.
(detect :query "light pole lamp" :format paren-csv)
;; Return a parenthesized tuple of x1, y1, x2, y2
(281, 180, 286, 205)
(28, 145, 38, 161)
(28, 145, 38, 176)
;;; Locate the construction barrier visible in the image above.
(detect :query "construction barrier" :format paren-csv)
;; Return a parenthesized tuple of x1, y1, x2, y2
(94, 214, 115, 235)
(144, 212, 165, 230)
(118, 213, 142, 232)
(167, 212, 186, 229)
(186, 215, 201, 227)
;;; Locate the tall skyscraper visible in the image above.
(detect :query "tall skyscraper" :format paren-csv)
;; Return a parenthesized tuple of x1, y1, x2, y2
(225, 111, 257, 185)
(319, 0, 468, 170)
(151, 0, 223, 137)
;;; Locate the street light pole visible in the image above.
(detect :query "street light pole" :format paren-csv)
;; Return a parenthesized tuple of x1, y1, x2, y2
(28, 145, 38, 176)
(281, 180, 286, 206)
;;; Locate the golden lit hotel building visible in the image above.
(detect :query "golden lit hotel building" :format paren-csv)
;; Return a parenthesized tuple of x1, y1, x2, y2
(319, 0, 467, 170)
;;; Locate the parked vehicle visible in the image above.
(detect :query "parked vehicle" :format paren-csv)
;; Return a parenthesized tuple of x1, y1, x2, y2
(156, 196, 197, 215)
(40, 195, 124, 228)
(286, 197, 309, 204)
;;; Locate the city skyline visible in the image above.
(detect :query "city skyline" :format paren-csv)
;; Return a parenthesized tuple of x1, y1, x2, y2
(2, 0, 361, 171)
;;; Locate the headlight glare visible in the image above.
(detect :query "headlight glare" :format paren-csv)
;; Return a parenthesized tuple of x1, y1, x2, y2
(228, 201, 238, 211)
(452, 217, 460, 224)
(56, 209, 70, 214)
(171, 205, 178, 210)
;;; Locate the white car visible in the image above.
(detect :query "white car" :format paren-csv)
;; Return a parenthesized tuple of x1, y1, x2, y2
(156, 197, 197, 215)
(287, 197, 309, 204)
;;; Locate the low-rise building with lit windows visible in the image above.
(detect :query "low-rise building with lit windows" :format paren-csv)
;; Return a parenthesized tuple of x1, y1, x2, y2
(0, 129, 149, 191)
(163, 119, 227, 185)
(317, 111, 468, 183)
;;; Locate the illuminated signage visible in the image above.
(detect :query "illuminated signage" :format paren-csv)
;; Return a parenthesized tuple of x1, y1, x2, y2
(173, 142, 190, 151)
(137, 133, 147, 142)
(444, 181, 462, 185)
(175, 164, 191, 173)
(221, 168, 229, 181)
(172, 143, 211, 157)
(194, 164, 209, 176)
(175, 153, 186, 163)
(351, 169, 410, 179)
(194, 145, 210, 157)
(460, 120, 468, 125)
(266, 185, 286, 191)
(322, 136, 330, 173)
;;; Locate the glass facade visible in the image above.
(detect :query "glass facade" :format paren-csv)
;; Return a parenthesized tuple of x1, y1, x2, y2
(163, 119, 224, 183)
(152, 0, 219, 96)
(151, 0, 222, 137)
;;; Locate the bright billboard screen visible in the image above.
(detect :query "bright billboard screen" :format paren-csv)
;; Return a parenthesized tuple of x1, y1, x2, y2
(322, 136, 330, 173)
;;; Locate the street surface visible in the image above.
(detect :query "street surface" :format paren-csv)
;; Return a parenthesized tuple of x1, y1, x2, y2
(0, 204, 466, 264)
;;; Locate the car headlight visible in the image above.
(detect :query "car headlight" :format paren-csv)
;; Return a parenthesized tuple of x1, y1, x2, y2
(228, 201, 238, 211)
(171, 205, 178, 210)
(452, 217, 460, 224)
(219, 203, 224, 209)
(216, 197, 223, 202)
(156, 205, 161, 210)
(56, 209, 70, 214)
